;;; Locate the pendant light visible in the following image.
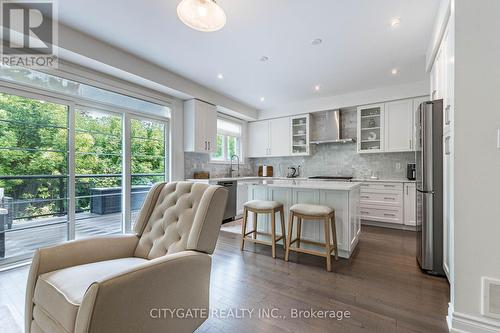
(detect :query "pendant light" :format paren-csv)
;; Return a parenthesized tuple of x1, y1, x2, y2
(177, 0, 227, 32)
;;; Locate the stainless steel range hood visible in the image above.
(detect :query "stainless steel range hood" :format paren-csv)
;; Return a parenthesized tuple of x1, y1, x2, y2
(310, 110, 355, 144)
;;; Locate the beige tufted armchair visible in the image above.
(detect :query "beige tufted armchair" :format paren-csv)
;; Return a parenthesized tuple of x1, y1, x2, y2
(25, 181, 228, 333)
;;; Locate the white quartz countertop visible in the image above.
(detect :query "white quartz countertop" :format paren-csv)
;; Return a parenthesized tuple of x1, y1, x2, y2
(249, 179, 361, 191)
(187, 176, 414, 184)
(186, 176, 302, 183)
(352, 178, 415, 183)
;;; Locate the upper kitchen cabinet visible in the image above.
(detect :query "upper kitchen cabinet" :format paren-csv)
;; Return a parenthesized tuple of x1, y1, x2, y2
(290, 114, 310, 156)
(248, 120, 269, 157)
(357, 103, 385, 153)
(248, 117, 291, 157)
(358, 97, 428, 154)
(384, 99, 414, 152)
(270, 117, 292, 156)
(184, 99, 217, 153)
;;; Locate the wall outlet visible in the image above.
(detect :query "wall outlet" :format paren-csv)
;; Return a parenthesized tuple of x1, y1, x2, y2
(396, 163, 401, 170)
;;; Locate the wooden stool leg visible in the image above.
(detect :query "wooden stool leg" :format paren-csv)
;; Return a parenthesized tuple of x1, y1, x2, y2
(296, 217, 302, 248)
(331, 213, 338, 261)
(241, 208, 248, 251)
(285, 211, 294, 262)
(279, 207, 286, 247)
(252, 211, 258, 239)
(271, 210, 277, 259)
(324, 216, 332, 272)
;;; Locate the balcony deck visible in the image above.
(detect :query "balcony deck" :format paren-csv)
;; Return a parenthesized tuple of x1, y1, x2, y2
(2, 211, 139, 260)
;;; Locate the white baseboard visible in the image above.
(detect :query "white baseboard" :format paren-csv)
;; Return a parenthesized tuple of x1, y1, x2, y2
(449, 311, 500, 333)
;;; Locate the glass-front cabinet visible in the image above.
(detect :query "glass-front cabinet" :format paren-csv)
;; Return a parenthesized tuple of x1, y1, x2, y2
(290, 114, 310, 156)
(357, 104, 385, 153)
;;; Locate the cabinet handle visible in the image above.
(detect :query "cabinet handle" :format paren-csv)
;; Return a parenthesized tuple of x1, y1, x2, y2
(384, 213, 396, 217)
(361, 195, 370, 199)
(409, 139, 412, 149)
(384, 197, 395, 200)
(406, 186, 408, 195)
(445, 105, 451, 125)
(384, 185, 395, 188)
(208, 141, 210, 151)
(204, 141, 207, 150)
(361, 211, 370, 215)
(445, 136, 451, 155)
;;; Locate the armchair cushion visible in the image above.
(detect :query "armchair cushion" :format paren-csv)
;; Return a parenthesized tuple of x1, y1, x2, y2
(33, 257, 148, 333)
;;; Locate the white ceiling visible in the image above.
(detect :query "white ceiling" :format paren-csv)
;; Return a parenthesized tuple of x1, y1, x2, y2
(54, 0, 439, 111)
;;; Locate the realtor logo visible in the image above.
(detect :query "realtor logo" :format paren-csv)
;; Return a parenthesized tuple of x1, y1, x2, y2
(0, 0, 57, 68)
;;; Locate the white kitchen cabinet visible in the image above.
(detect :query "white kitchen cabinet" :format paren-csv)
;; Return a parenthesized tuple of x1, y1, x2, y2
(248, 117, 291, 157)
(183, 99, 217, 153)
(357, 103, 385, 153)
(385, 99, 414, 152)
(269, 117, 291, 156)
(360, 182, 406, 226)
(443, 127, 453, 281)
(290, 114, 310, 156)
(236, 182, 248, 216)
(248, 121, 269, 157)
(404, 183, 416, 226)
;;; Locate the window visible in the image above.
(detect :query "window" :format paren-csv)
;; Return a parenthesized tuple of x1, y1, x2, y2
(211, 117, 242, 162)
(0, 66, 170, 265)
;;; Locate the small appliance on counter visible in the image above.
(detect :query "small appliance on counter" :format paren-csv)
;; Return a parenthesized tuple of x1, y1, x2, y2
(258, 165, 273, 177)
(193, 171, 210, 179)
(407, 163, 416, 181)
(286, 166, 301, 178)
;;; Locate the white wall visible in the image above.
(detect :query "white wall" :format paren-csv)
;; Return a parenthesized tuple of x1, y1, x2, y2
(170, 99, 185, 180)
(453, 0, 500, 327)
(258, 80, 429, 119)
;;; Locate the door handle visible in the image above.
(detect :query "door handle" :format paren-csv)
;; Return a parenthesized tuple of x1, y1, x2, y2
(445, 136, 451, 155)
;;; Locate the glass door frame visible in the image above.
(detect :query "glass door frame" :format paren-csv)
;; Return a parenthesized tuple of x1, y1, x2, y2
(127, 114, 169, 233)
(0, 82, 171, 268)
(0, 84, 75, 266)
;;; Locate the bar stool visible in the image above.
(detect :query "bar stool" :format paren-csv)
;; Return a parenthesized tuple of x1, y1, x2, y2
(285, 203, 338, 271)
(240, 200, 286, 259)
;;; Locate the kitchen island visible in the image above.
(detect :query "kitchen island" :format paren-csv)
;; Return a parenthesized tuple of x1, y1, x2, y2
(247, 179, 361, 259)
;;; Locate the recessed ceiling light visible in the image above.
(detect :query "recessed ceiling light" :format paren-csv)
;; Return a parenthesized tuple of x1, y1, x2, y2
(311, 38, 323, 45)
(391, 68, 400, 75)
(390, 17, 401, 28)
(314, 85, 321, 91)
(260, 56, 269, 62)
(260, 97, 265, 102)
(217, 73, 224, 79)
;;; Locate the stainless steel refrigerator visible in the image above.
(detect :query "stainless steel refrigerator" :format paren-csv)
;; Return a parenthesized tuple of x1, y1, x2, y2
(415, 100, 445, 276)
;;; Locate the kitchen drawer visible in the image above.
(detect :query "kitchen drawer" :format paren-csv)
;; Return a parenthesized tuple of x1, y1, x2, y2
(360, 182, 403, 192)
(360, 191, 402, 207)
(360, 205, 403, 224)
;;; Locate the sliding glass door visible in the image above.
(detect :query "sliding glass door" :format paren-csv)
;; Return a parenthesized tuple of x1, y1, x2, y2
(0, 89, 170, 266)
(130, 118, 167, 227)
(75, 107, 123, 238)
(0, 91, 70, 262)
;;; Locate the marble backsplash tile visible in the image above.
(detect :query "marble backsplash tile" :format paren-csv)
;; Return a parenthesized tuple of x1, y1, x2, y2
(249, 143, 415, 179)
(184, 144, 414, 180)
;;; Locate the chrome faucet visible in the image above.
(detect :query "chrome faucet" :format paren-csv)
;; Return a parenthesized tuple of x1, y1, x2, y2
(230, 154, 240, 178)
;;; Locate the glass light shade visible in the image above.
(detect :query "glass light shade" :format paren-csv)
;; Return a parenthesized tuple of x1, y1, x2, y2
(177, 0, 227, 32)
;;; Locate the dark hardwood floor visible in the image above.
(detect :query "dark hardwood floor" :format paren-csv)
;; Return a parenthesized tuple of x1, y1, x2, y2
(0, 225, 449, 333)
